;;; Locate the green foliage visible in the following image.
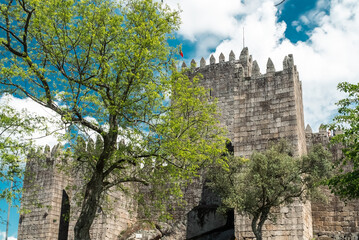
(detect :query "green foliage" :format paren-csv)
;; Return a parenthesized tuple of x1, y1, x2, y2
(328, 82, 359, 199)
(0, 0, 226, 237)
(207, 140, 332, 240)
(0, 103, 45, 220)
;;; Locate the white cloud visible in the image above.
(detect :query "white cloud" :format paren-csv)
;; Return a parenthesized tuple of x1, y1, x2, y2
(165, 0, 243, 41)
(0, 94, 65, 148)
(0, 231, 17, 240)
(173, 0, 359, 131)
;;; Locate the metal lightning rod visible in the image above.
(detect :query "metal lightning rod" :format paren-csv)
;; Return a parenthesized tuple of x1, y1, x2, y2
(243, 27, 245, 49)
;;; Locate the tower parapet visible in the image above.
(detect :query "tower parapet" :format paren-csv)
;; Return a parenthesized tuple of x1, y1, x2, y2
(184, 48, 305, 156)
(183, 48, 299, 80)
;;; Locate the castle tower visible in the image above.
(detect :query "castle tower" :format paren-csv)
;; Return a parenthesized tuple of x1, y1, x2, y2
(189, 48, 306, 157)
(18, 145, 137, 240)
(186, 48, 311, 239)
(18, 145, 72, 240)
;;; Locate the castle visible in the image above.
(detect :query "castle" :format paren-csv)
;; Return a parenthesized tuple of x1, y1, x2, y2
(18, 48, 359, 240)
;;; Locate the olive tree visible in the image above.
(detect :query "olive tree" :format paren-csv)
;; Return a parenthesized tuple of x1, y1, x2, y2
(207, 140, 332, 240)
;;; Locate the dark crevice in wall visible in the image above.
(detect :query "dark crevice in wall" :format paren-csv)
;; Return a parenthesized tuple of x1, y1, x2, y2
(58, 190, 70, 240)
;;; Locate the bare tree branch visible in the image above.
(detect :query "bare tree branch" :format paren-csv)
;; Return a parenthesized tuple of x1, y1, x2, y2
(275, 0, 287, 7)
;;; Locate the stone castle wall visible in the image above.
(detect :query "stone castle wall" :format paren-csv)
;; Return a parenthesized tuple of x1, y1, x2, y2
(18, 145, 70, 240)
(18, 145, 137, 240)
(306, 127, 359, 240)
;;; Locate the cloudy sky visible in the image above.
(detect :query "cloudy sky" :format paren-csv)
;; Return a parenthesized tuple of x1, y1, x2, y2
(1, 0, 359, 238)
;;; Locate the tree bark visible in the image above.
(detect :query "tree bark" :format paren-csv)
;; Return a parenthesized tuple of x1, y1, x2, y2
(74, 171, 104, 240)
(251, 207, 270, 240)
(252, 214, 262, 240)
(74, 123, 117, 240)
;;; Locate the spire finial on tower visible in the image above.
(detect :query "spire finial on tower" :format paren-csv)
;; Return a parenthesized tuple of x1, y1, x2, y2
(243, 27, 245, 49)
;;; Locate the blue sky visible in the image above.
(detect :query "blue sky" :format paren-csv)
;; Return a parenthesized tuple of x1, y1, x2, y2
(1, 0, 359, 238)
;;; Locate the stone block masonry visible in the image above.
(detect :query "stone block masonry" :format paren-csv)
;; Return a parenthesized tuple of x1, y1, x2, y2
(18, 145, 70, 240)
(186, 48, 306, 157)
(185, 47, 310, 239)
(18, 144, 137, 240)
(306, 126, 359, 240)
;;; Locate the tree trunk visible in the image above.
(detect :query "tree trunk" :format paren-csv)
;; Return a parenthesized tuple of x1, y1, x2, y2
(252, 214, 262, 240)
(251, 208, 270, 240)
(74, 171, 104, 240)
(74, 116, 118, 240)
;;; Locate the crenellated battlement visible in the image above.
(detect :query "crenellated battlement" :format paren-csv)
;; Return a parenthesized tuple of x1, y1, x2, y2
(305, 123, 343, 136)
(184, 47, 305, 157)
(182, 47, 297, 79)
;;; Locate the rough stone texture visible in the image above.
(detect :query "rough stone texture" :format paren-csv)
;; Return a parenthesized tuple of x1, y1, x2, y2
(266, 58, 275, 73)
(306, 128, 359, 240)
(235, 201, 312, 240)
(312, 187, 359, 240)
(18, 146, 70, 240)
(18, 146, 137, 240)
(200, 57, 206, 68)
(219, 53, 225, 63)
(229, 51, 236, 62)
(188, 48, 306, 158)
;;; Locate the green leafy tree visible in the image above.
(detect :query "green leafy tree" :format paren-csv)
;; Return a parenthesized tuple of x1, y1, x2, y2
(328, 82, 359, 199)
(0, 103, 45, 219)
(207, 140, 332, 240)
(0, 0, 226, 239)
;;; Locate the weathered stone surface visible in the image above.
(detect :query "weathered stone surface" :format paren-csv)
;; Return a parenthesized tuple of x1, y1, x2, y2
(307, 132, 359, 240)
(283, 55, 289, 69)
(266, 57, 275, 73)
(200, 57, 206, 68)
(251, 60, 260, 77)
(229, 50, 235, 62)
(210, 55, 215, 64)
(184, 48, 309, 239)
(219, 52, 225, 63)
(18, 146, 137, 240)
(305, 124, 313, 134)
